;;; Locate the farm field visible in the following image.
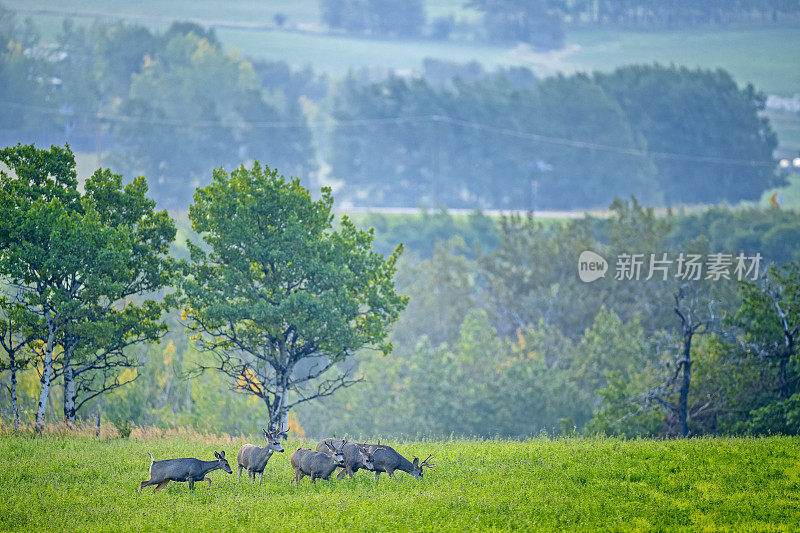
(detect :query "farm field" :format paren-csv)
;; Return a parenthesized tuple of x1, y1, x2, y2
(1, 433, 799, 531)
(5, 1, 798, 96)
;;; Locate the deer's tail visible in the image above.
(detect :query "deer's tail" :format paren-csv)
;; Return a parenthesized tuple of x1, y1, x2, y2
(148, 452, 154, 464)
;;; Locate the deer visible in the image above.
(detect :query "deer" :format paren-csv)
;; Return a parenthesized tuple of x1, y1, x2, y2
(290, 440, 346, 484)
(366, 442, 434, 480)
(315, 437, 375, 479)
(237, 428, 286, 484)
(138, 451, 232, 493)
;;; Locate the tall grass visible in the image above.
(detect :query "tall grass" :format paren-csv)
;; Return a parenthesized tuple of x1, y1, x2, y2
(1, 429, 799, 531)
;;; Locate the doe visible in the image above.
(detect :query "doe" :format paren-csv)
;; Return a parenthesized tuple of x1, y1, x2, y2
(138, 450, 232, 493)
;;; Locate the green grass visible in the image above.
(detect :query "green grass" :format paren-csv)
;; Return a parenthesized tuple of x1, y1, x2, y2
(1, 435, 800, 531)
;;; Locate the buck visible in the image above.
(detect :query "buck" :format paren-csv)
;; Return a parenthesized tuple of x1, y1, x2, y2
(315, 437, 375, 479)
(138, 451, 232, 493)
(290, 441, 346, 484)
(366, 442, 434, 480)
(237, 428, 286, 484)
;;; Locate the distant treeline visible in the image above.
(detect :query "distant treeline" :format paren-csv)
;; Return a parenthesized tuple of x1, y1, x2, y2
(0, 8, 784, 210)
(319, 0, 800, 49)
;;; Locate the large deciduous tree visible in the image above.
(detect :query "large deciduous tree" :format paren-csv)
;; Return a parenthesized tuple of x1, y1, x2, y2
(180, 162, 407, 432)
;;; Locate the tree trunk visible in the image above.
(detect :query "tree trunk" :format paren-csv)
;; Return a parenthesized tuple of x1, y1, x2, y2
(677, 336, 693, 438)
(10, 354, 19, 430)
(62, 343, 76, 426)
(34, 325, 56, 435)
(272, 382, 290, 434)
(778, 355, 789, 401)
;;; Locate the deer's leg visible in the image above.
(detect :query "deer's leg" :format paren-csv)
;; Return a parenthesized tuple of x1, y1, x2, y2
(336, 468, 347, 480)
(387, 469, 395, 478)
(206, 476, 212, 489)
(138, 479, 155, 494)
(258, 471, 263, 485)
(188, 478, 195, 491)
(237, 465, 243, 482)
(374, 471, 380, 481)
(153, 480, 170, 493)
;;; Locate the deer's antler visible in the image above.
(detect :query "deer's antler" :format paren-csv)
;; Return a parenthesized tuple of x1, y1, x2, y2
(420, 454, 435, 468)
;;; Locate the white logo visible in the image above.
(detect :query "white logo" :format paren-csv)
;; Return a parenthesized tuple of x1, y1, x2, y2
(578, 250, 608, 282)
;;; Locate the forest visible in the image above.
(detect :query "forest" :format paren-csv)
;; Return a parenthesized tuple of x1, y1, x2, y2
(0, 6, 783, 209)
(2, 143, 799, 441)
(1, 3, 799, 441)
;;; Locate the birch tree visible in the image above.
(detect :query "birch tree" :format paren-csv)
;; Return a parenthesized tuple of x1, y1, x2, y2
(0, 144, 175, 430)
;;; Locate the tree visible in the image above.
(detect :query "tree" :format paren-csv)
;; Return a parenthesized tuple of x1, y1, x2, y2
(0, 144, 82, 432)
(321, 0, 425, 37)
(732, 262, 800, 402)
(0, 144, 175, 430)
(329, 73, 657, 209)
(53, 168, 176, 424)
(0, 6, 53, 132)
(467, 0, 564, 49)
(595, 65, 778, 205)
(180, 162, 407, 432)
(112, 32, 316, 207)
(644, 284, 717, 437)
(0, 295, 38, 429)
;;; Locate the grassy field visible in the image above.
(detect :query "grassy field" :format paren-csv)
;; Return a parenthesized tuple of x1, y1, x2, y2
(6, 1, 799, 95)
(1, 433, 799, 531)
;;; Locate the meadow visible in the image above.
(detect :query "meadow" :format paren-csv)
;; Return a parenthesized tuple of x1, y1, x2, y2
(1, 431, 799, 531)
(6, 0, 799, 96)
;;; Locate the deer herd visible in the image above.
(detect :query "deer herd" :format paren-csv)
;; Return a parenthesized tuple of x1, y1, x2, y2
(138, 428, 435, 493)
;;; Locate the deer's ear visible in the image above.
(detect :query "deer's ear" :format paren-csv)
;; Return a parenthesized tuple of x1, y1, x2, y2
(413, 457, 419, 467)
(219, 450, 225, 458)
(214, 451, 221, 460)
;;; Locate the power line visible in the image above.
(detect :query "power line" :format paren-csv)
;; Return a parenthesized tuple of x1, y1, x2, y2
(0, 100, 776, 168)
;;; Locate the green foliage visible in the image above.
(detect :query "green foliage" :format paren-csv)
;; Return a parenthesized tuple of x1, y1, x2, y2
(320, 0, 426, 37)
(181, 161, 407, 428)
(111, 32, 316, 206)
(2, 435, 800, 531)
(744, 393, 800, 435)
(330, 72, 659, 209)
(113, 418, 132, 438)
(669, 207, 800, 266)
(595, 65, 778, 205)
(0, 143, 176, 424)
(467, 0, 564, 49)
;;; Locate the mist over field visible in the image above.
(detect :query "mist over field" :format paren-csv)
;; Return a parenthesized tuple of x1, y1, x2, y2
(1, 2, 800, 530)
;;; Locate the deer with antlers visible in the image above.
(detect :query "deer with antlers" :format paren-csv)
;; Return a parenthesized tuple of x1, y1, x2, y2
(367, 442, 435, 480)
(316, 438, 375, 479)
(237, 428, 286, 485)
